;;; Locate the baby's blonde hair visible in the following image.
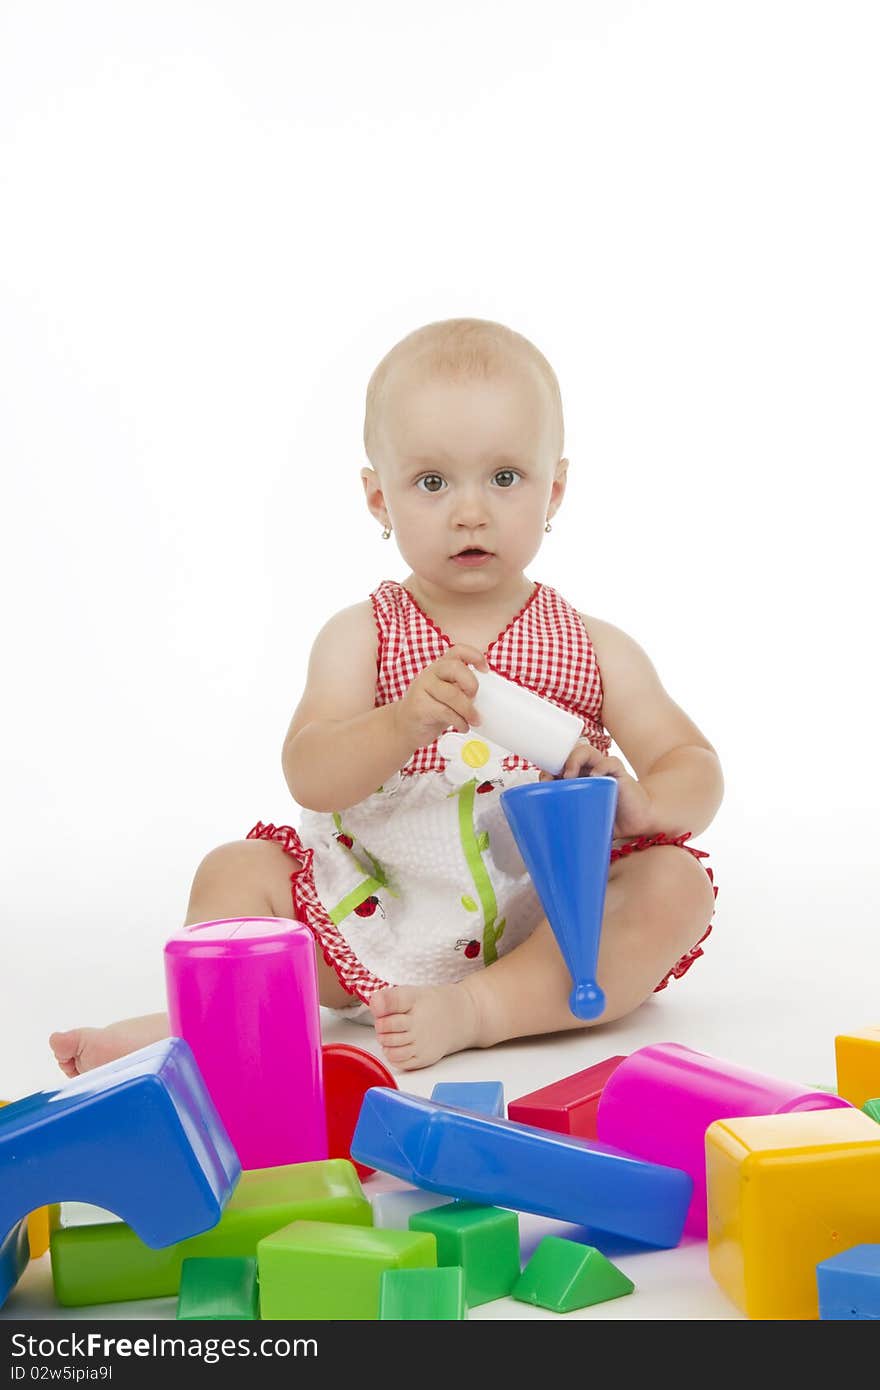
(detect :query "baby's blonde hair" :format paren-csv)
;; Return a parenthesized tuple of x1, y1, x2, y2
(363, 317, 564, 467)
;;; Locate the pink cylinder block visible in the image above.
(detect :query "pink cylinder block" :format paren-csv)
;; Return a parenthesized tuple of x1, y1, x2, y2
(595, 1042, 851, 1237)
(164, 917, 327, 1171)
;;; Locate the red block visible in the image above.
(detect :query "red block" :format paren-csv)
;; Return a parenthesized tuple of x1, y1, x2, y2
(323, 1043, 398, 1180)
(507, 1056, 626, 1138)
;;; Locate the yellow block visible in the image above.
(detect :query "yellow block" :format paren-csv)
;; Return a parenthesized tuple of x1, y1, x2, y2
(707, 1107, 880, 1320)
(1, 1099, 58, 1259)
(835, 1029, 880, 1108)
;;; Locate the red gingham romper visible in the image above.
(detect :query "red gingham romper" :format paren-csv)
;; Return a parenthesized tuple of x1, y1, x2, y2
(248, 579, 717, 1005)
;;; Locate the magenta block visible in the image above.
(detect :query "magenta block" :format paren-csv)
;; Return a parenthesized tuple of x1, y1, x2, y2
(595, 1042, 852, 1237)
(164, 917, 327, 1170)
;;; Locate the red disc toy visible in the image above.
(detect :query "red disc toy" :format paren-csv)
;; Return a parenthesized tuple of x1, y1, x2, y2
(322, 1042, 398, 1179)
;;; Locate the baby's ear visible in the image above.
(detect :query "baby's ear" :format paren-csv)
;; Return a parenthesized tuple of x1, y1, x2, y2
(547, 456, 569, 518)
(361, 467, 387, 524)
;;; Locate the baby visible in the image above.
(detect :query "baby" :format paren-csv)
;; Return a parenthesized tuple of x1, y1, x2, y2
(50, 317, 722, 1076)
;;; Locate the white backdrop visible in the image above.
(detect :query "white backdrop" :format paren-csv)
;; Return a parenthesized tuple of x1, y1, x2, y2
(2, 1, 879, 1099)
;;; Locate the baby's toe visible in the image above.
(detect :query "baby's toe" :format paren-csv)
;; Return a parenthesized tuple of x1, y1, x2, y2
(374, 1011, 410, 1038)
(368, 986, 414, 1021)
(379, 1041, 418, 1070)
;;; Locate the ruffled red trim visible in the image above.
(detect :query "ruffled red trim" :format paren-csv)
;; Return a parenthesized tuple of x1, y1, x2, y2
(246, 821, 389, 1004)
(609, 831, 718, 992)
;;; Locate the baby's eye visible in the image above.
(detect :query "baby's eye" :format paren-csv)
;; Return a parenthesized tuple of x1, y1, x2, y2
(416, 474, 446, 493)
(491, 469, 520, 488)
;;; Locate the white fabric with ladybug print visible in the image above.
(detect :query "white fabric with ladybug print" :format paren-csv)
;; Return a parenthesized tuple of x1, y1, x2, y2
(294, 729, 546, 997)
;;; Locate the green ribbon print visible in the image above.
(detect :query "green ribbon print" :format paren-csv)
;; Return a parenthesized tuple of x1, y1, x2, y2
(328, 812, 395, 926)
(456, 778, 506, 965)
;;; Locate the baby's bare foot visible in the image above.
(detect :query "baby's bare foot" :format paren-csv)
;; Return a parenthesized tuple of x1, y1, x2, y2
(49, 1013, 169, 1078)
(368, 981, 480, 1071)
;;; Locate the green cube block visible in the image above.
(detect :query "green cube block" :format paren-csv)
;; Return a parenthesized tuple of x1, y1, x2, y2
(513, 1236, 634, 1313)
(51, 1159, 370, 1307)
(176, 1257, 259, 1320)
(379, 1266, 466, 1320)
(257, 1220, 436, 1320)
(863, 1098, 880, 1124)
(409, 1201, 519, 1307)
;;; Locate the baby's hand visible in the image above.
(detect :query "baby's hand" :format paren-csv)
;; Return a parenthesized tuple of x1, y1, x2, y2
(540, 740, 654, 840)
(395, 644, 489, 748)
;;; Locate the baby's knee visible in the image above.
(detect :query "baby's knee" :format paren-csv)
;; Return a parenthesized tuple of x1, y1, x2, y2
(651, 849, 716, 954)
(191, 838, 301, 892)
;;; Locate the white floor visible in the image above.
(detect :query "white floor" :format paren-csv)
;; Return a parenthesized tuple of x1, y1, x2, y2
(2, 843, 876, 1321)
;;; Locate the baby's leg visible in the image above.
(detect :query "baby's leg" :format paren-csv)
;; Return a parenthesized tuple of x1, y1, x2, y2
(370, 845, 716, 1070)
(50, 838, 353, 1076)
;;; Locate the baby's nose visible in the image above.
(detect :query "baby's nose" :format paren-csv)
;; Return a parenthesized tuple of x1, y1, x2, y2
(451, 488, 490, 527)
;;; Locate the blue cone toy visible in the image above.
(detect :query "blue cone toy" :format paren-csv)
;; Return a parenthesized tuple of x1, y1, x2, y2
(500, 776, 618, 1019)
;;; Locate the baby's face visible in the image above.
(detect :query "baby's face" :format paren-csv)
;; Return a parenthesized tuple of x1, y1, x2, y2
(363, 361, 566, 599)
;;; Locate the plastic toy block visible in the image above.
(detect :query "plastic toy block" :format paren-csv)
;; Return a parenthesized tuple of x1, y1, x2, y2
(409, 1202, 519, 1306)
(817, 1245, 880, 1319)
(508, 1058, 625, 1139)
(501, 777, 617, 1019)
(379, 1266, 466, 1320)
(351, 1088, 692, 1248)
(51, 1158, 370, 1307)
(0, 1039, 239, 1309)
(177, 1257, 259, 1319)
(371, 1188, 453, 1229)
(597, 1042, 850, 1236)
(0, 1220, 29, 1309)
(431, 1082, 505, 1116)
(1, 1100, 69, 1262)
(323, 1042, 397, 1179)
(513, 1236, 634, 1313)
(26, 1207, 54, 1260)
(863, 1099, 880, 1124)
(257, 1220, 436, 1320)
(835, 1029, 880, 1108)
(707, 1108, 880, 1319)
(166, 918, 327, 1171)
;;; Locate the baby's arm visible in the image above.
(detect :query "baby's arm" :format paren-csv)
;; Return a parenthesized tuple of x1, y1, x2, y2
(581, 615, 724, 838)
(283, 603, 486, 812)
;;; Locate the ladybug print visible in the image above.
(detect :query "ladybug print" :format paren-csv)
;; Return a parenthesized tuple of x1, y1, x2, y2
(335, 832, 354, 848)
(456, 938, 481, 959)
(354, 895, 385, 919)
(476, 778, 503, 794)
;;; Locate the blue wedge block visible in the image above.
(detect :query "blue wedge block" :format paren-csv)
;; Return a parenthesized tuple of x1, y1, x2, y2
(0, 1038, 240, 1307)
(352, 1088, 691, 1249)
(430, 1082, 505, 1117)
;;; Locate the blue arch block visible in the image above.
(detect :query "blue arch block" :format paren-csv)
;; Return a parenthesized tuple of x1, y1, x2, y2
(352, 1087, 691, 1249)
(0, 1220, 29, 1309)
(0, 1038, 240, 1307)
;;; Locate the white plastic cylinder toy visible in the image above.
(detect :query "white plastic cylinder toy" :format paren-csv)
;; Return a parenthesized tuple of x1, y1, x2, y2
(472, 668, 583, 774)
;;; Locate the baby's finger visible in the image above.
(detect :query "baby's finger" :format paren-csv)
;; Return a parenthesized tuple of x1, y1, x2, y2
(433, 655, 481, 701)
(428, 678, 478, 730)
(444, 643, 489, 672)
(559, 741, 601, 778)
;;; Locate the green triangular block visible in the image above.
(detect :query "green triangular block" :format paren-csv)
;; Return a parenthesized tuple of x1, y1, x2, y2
(863, 1098, 880, 1124)
(513, 1236, 634, 1313)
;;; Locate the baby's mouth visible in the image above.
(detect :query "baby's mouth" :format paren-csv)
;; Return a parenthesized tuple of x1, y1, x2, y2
(453, 547, 492, 558)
